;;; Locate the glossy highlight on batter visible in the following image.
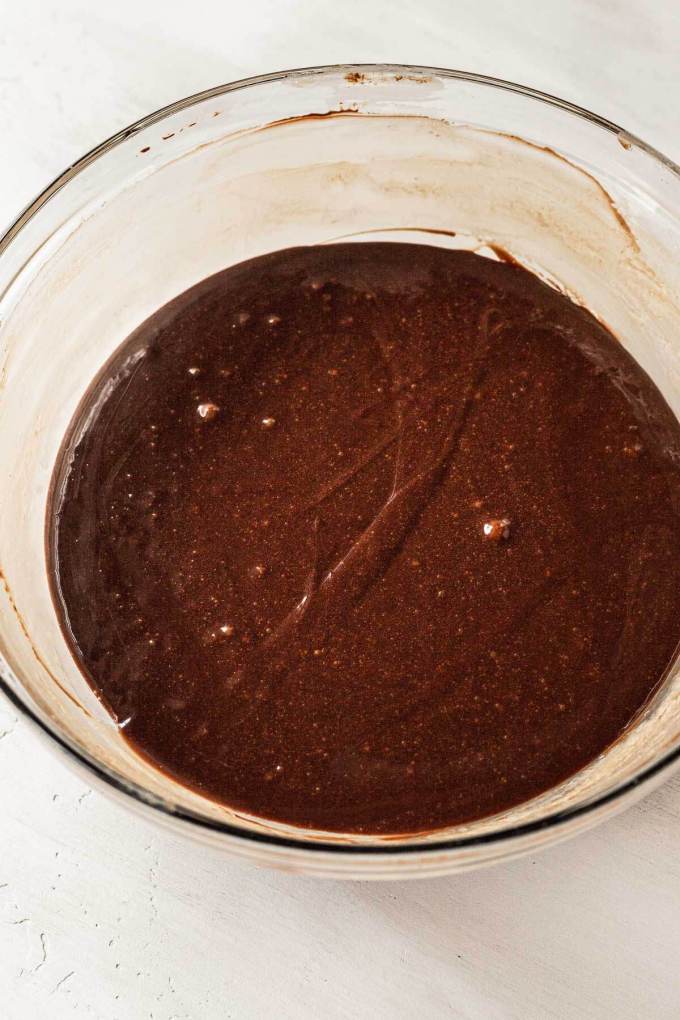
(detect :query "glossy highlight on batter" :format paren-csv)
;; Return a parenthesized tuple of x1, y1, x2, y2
(49, 242, 680, 833)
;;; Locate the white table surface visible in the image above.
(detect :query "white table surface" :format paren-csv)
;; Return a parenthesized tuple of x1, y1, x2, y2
(2, 2, 680, 1017)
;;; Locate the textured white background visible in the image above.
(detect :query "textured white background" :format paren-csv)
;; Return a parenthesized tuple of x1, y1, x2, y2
(2, 2, 680, 1017)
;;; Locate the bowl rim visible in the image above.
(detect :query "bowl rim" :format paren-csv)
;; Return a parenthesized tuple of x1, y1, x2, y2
(2, 61, 680, 859)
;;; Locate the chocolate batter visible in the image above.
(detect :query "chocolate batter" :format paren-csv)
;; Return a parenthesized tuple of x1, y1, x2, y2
(49, 242, 680, 834)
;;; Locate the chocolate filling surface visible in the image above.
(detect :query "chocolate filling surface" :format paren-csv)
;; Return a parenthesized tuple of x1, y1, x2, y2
(49, 243, 680, 833)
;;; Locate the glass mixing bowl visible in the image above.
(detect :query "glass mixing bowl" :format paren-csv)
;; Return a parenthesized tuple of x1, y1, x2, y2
(2, 64, 680, 879)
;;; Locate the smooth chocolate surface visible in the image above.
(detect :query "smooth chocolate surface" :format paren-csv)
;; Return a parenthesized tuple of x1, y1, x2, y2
(49, 242, 680, 833)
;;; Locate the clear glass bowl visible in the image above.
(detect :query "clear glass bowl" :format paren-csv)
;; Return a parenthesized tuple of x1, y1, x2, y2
(2, 64, 680, 879)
